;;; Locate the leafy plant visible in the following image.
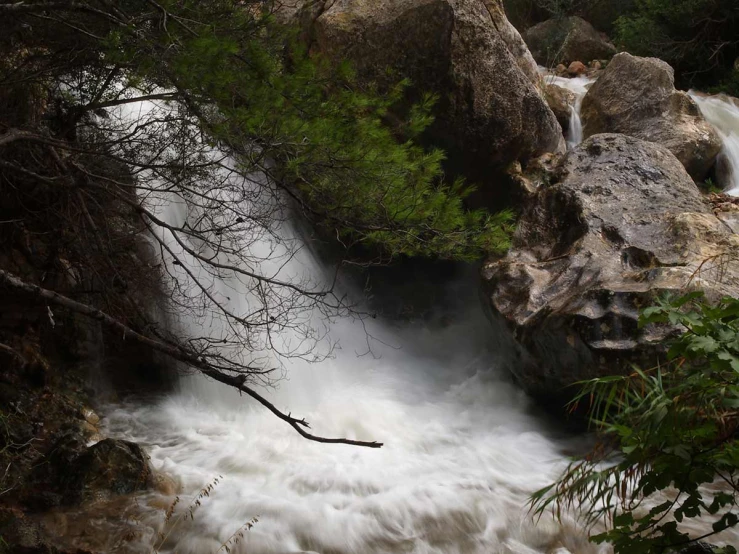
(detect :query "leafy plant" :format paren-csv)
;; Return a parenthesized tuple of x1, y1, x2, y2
(533, 292, 739, 553)
(98, 0, 513, 261)
(712, 69, 739, 98)
(505, 0, 739, 91)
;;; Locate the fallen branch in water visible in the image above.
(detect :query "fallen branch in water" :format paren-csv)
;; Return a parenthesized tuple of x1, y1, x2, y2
(0, 269, 382, 448)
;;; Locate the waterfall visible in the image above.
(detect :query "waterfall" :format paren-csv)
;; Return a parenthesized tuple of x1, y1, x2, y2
(540, 69, 596, 149)
(103, 197, 601, 553)
(90, 86, 739, 554)
(690, 92, 739, 195)
(94, 99, 606, 554)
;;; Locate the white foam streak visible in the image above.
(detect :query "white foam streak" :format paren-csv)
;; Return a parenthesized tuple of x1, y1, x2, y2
(106, 321, 600, 553)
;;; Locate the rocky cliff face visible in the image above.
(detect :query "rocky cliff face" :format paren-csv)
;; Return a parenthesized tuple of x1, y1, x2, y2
(483, 134, 739, 404)
(281, 0, 563, 185)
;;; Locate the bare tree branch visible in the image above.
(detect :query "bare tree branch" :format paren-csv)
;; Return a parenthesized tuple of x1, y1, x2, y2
(0, 269, 382, 448)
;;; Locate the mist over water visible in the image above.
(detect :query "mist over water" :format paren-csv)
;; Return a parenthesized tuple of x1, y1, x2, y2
(106, 302, 600, 553)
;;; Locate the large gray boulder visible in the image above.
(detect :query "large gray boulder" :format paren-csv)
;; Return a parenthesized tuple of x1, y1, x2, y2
(581, 53, 722, 181)
(523, 16, 617, 66)
(483, 134, 739, 404)
(281, 0, 563, 174)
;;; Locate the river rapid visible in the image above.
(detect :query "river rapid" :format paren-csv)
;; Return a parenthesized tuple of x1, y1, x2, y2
(105, 298, 597, 554)
(101, 194, 599, 553)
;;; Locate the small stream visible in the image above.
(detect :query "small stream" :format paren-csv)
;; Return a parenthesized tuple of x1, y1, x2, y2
(540, 70, 595, 149)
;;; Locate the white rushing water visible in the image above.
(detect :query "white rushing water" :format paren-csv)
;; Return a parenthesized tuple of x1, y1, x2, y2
(103, 206, 599, 553)
(540, 69, 596, 149)
(106, 305, 599, 554)
(94, 98, 605, 554)
(690, 92, 739, 195)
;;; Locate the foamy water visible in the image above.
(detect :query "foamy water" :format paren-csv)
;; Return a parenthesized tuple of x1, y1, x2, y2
(94, 103, 602, 551)
(105, 308, 601, 554)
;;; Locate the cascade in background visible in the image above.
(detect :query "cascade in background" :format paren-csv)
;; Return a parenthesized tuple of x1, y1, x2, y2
(541, 70, 739, 198)
(690, 92, 739, 195)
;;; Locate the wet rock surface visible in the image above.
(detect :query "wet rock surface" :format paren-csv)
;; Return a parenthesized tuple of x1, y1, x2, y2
(0, 321, 156, 552)
(581, 52, 722, 180)
(61, 439, 152, 504)
(483, 134, 739, 405)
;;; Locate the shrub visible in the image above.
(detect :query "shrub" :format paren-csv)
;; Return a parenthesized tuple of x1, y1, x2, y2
(534, 291, 739, 553)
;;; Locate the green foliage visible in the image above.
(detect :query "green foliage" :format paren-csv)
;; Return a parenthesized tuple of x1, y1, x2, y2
(700, 178, 724, 194)
(614, 0, 739, 91)
(532, 0, 593, 17)
(101, 0, 512, 260)
(503, 0, 634, 34)
(503, 0, 597, 22)
(533, 292, 739, 553)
